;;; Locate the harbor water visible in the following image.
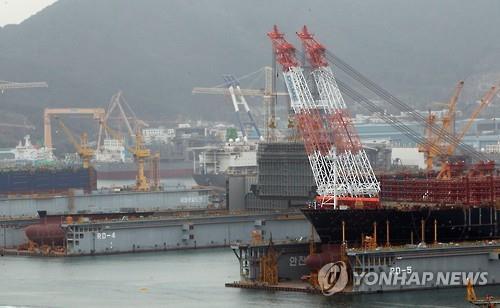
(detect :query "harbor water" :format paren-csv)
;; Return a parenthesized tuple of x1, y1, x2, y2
(0, 248, 496, 308)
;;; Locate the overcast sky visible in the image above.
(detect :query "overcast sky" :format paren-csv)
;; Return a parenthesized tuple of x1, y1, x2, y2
(0, 0, 57, 26)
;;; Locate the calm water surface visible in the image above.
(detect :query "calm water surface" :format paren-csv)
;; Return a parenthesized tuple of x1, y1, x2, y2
(0, 248, 495, 308)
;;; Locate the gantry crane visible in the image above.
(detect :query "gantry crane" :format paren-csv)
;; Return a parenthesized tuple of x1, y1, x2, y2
(55, 117, 94, 168)
(437, 84, 500, 179)
(44, 108, 105, 150)
(100, 121, 151, 191)
(419, 81, 464, 171)
(193, 67, 288, 141)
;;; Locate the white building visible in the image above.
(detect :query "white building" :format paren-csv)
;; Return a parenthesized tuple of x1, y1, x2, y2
(142, 127, 175, 144)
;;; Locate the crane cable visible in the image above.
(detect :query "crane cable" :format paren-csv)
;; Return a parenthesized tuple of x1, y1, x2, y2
(293, 50, 446, 156)
(336, 80, 435, 149)
(324, 50, 486, 161)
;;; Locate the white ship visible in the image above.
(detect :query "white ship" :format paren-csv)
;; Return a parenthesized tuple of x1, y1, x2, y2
(193, 139, 257, 187)
(94, 138, 129, 163)
(0, 135, 54, 163)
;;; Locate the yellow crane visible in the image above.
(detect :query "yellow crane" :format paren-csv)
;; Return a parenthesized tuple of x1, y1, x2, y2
(441, 80, 464, 137)
(419, 111, 439, 171)
(56, 117, 94, 168)
(419, 81, 464, 171)
(100, 121, 151, 191)
(437, 84, 500, 179)
(466, 278, 499, 307)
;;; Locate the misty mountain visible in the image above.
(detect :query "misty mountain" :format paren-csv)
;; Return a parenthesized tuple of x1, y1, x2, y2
(1, 0, 500, 145)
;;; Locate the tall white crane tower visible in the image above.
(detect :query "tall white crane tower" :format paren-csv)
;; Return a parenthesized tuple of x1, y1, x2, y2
(268, 25, 379, 207)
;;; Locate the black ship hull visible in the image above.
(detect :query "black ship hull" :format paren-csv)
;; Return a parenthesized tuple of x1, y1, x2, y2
(192, 173, 226, 188)
(301, 205, 499, 245)
(0, 166, 97, 195)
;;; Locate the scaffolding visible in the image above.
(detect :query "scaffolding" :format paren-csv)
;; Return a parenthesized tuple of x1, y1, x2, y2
(380, 174, 500, 205)
(259, 239, 279, 285)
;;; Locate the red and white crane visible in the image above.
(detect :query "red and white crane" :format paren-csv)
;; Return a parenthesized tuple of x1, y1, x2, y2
(268, 25, 379, 207)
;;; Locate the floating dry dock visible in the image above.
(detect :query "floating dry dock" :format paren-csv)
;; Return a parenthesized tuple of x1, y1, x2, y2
(226, 240, 500, 294)
(0, 187, 213, 218)
(1, 211, 312, 256)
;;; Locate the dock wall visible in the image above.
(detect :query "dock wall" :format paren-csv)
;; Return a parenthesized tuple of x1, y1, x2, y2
(0, 189, 212, 218)
(63, 214, 313, 256)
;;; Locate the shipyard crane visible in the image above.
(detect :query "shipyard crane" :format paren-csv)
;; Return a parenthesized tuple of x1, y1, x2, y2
(193, 67, 288, 141)
(100, 121, 151, 191)
(222, 74, 261, 140)
(268, 25, 379, 208)
(296, 25, 379, 202)
(322, 53, 491, 179)
(442, 81, 464, 136)
(322, 45, 487, 164)
(309, 62, 487, 178)
(437, 84, 500, 179)
(420, 111, 439, 171)
(55, 117, 94, 168)
(0, 80, 47, 93)
(291, 31, 500, 181)
(419, 81, 465, 171)
(97, 91, 148, 152)
(44, 108, 105, 150)
(447, 84, 500, 155)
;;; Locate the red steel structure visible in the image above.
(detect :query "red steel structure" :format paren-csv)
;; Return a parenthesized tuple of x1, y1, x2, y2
(380, 174, 500, 206)
(268, 25, 379, 206)
(296, 26, 363, 155)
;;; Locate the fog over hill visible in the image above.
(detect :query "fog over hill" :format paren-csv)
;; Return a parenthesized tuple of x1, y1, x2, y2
(1, 0, 500, 144)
